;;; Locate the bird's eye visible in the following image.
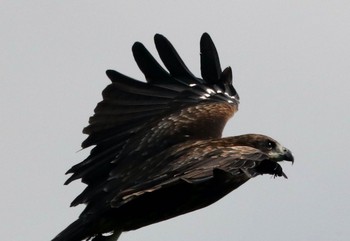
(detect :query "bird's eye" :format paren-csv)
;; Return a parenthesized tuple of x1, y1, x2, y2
(267, 141, 275, 150)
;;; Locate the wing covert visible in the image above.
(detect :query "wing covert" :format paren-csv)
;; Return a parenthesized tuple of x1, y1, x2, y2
(107, 142, 267, 209)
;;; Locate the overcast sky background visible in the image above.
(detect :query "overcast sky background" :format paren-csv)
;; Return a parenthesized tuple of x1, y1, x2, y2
(1, 1, 349, 241)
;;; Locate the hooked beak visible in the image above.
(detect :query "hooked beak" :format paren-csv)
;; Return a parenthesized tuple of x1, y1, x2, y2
(282, 148, 294, 164)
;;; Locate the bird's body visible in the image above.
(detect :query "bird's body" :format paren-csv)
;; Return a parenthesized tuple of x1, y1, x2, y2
(53, 33, 293, 241)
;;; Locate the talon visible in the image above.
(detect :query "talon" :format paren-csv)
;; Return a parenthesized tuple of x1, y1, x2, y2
(282, 172, 288, 179)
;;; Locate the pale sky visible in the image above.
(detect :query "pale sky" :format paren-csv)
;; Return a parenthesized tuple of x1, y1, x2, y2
(1, 1, 349, 241)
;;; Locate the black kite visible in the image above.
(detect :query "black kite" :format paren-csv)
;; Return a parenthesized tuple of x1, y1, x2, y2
(53, 33, 294, 241)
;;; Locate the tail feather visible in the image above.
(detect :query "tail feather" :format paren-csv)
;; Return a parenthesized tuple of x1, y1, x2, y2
(52, 219, 92, 241)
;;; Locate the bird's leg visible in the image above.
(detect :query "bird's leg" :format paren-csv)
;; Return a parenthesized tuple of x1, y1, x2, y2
(257, 160, 287, 179)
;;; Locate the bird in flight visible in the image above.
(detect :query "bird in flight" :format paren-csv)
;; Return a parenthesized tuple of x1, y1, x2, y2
(53, 33, 294, 241)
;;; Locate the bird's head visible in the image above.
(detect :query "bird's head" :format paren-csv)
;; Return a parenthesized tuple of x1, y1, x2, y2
(227, 134, 294, 178)
(230, 134, 294, 163)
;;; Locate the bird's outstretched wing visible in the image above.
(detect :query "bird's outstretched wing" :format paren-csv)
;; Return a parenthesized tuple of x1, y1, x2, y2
(98, 140, 280, 231)
(109, 141, 268, 209)
(65, 33, 239, 209)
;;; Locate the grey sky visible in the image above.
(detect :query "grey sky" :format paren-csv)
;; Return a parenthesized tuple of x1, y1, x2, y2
(1, 1, 349, 241)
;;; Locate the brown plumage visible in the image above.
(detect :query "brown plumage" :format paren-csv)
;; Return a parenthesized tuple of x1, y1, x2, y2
(53, 33, 294, 241)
